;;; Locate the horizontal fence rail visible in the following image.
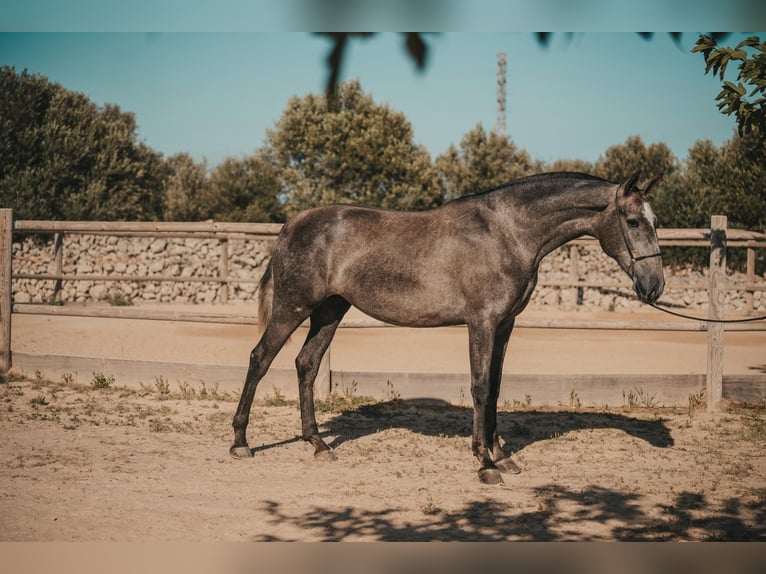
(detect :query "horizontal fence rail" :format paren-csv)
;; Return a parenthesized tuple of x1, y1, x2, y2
(3, 210, 766, 410)
(9, 220, 766, 304)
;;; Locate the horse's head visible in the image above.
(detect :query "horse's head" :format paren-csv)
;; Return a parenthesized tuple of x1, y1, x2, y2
(597, 172, 665, 304)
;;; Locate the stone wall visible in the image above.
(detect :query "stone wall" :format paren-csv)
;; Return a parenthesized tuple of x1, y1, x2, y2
(11, 234, 765, 313)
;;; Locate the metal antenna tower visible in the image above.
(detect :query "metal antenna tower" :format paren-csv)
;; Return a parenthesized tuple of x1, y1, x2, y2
(496, 52, 507, 134)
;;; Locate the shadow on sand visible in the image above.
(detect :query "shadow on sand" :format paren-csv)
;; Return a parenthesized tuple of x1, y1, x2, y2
(247, 398, 673, 456)
(320, 399, 674, 453)
(251, 484, 766, 541)
(245, 400, 766, 541)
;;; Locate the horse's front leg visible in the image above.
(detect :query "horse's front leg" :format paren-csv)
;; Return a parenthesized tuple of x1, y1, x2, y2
(488, 319, 522, 475)
(468, 320, 504, 485)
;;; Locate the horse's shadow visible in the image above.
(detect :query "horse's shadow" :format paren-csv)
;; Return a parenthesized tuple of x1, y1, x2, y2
(323, 400, 674, 452)
(251, 399, 674, 455)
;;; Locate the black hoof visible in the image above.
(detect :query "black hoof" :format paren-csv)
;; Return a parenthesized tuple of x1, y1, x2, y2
(478, 467, 504, 485)
(495, 456, 522, 475)
(230, 445, 254, 459)
(314, 449, 337, 462)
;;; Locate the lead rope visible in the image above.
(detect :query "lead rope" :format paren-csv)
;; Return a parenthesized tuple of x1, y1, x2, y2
(647, 301, 766, 324)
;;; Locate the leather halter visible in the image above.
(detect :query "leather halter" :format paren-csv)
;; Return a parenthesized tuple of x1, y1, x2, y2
(615, 187, 662, 275)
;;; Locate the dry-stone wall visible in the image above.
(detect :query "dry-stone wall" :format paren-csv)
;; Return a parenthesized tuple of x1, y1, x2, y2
(12, 235, 271, 305)
(11, 235, 765, 312)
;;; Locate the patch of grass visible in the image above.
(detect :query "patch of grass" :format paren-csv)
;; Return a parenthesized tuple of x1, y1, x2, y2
(90, 372, 115, 390)
(30, 394, 49, 407)
(153, 375, 171, 398)
(197, 381, 232, 402)
(0, 371, 25, 385)
(315, 392, 376, 414)
(314, 380, 377, 414)
(138, 378, 235, 402)
(623, 386, 658, 409)
(687, 388, 705, 422)
(178, 381, 196, 400)
(102, 293, 133, 306)
(739, 409, 766, 440)
(505, 394, 533, 409)
(385, 380, 400, 401)
(261, 386, 295, 407)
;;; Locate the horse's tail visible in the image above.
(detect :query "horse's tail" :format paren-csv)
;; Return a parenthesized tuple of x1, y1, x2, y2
(257, 260, 273, 333)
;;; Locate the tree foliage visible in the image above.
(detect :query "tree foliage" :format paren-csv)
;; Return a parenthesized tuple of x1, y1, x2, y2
(0, 66, 165, 221)
(162, 153, 211, 221)
(435, 124, 539, 201)
(661, 134, 766, 231)
(693, 34, 766, 144)
(208, 155, 285, 222)
(3, 57, 764, 273)
(266, 80, 442, 216)
(593, 136, 680, 185)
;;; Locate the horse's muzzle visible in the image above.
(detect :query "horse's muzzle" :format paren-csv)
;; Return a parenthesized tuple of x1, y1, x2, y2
(634, 275, 664, 304)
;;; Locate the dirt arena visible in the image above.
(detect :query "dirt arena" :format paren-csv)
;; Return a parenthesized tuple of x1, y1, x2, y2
(2, 305, 765, 541)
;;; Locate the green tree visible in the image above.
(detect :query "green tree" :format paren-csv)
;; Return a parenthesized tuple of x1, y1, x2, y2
(0, 66, 165, 221)
(671, 134, 766, 230)
(593, 136, 683, 232)
(657, 133, 766, 271)
(207, 155, 285, 222)
(162, 153, 210, 221)
(435, 124, 539, 201)
(545, 159, 595, 174)
(594, 135, 680, 184)
(693, 34, 766, 144)
(266, 80, 441, 216)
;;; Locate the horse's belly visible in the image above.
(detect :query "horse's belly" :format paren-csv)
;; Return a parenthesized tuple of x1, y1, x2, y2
(342, 285, 466, 328)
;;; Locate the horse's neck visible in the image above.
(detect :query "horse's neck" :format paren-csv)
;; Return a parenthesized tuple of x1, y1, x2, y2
(497, 182, 611, 267)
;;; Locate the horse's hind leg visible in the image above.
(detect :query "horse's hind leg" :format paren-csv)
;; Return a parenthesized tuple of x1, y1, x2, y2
(230, 309, 308, 459)
(295, 296, 351, 461)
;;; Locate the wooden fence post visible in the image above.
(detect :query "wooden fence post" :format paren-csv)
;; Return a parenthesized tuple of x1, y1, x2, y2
(707, 215, 727, 411)
(52, 232, 64, 303)
(746, 241, 755, 316)
(0, 209, 13, 372)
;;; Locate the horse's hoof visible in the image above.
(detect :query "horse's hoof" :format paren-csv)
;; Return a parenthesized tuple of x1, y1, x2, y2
(230, 445, 254, 459)
(495, 456, 522, 475)
(314, 449, 337, 462)
(478, 467, 504, 485)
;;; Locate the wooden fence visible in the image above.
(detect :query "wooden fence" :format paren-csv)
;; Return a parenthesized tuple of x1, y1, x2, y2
(2, 208, 765, 409)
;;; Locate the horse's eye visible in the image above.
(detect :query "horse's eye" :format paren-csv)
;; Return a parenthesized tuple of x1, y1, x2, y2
(627, 219, 640, 229)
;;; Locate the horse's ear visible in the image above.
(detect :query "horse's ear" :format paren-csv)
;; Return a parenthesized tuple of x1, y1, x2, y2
(639, 175, 662, 196)
(618, 171, 643, 197)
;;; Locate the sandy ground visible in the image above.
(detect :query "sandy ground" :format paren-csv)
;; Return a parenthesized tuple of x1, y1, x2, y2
(2, 304, 766, 541)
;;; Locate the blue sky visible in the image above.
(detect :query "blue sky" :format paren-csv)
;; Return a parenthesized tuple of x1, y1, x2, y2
(0, 31, 760, 168)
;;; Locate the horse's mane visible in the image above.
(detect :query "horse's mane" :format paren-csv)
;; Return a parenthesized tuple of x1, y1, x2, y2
(447, 172, 613, 206)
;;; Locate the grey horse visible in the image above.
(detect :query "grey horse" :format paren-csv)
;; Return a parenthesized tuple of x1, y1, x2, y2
(231, 171, 664, 484)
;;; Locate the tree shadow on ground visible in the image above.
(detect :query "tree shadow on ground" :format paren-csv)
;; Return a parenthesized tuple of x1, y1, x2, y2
(252, 485, 766, 541)
(245, 401, 765, 541)
(320, 399, 674, 453)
